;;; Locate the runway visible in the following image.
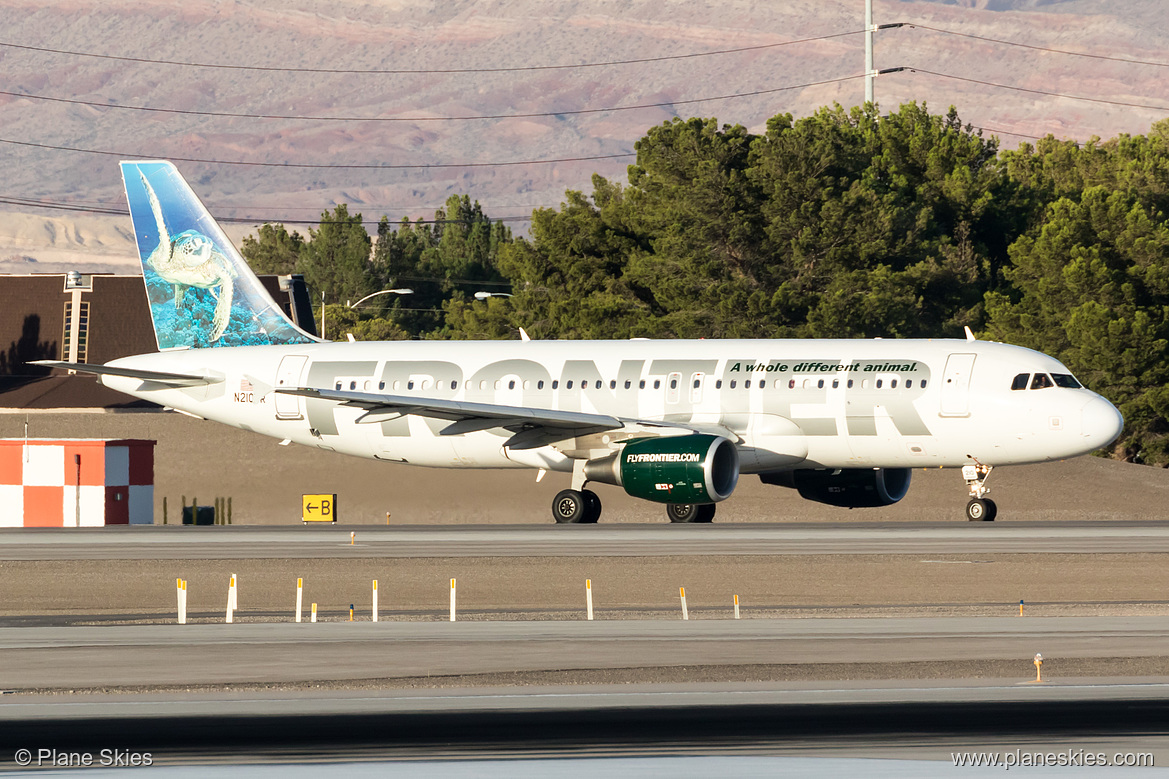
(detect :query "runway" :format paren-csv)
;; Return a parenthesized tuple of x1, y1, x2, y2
(2, 617, 1169, 689)
(3, 522, 1169, 769)
(3, 679, 1169, 768)
(4, 520, 1169, 560)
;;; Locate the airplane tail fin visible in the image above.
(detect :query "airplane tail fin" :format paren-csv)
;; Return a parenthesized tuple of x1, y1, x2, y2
(120, 161, 319, 350)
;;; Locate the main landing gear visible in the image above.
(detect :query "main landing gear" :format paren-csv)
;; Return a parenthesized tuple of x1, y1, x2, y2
(962, 461, 997, 522)
(666, 503, 716, 524)
(552, 489, 601, 524)
(550, 490, 717, 524)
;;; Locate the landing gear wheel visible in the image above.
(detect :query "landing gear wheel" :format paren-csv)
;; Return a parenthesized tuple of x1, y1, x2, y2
(581, 489, 602, 524)
(553, 489, 587, 524)
(666, 503, 716, 523)
(966, 498, 996, 522)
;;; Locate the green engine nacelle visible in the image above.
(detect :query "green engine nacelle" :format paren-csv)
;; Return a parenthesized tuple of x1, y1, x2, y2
(599, 435, 740, 504)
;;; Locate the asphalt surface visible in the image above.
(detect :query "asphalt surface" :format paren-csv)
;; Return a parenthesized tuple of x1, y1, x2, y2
(5, 521, 1169, 559)
(2, 617, 1168, 690)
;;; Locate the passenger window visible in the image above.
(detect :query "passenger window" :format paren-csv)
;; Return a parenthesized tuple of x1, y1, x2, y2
(876, 379, 883, 389)
(567, 381, 574, 389)
(422, 380, 431, 390)
(818, 379, 824, 389)
(1031, 373, 1053, 390)
(508, 380, 515, 390)
(730, 381, 737, 389)
(847, 379, 854, 389)
(451, 381, 457, 390)
(1011, 373, 1029, 391)
(670, 378, 678, 389)
(379, 381, 385, 390)
(920, 380, 927, 389)
(905, 380, 912, 389)
(653, 380, 660, 390)
(759, 380, 766, 389)
(624, 380, 631, 389)
(552, 380, 559, 390)
(639, 380, 645, 389)
(335, 382, 342, 390)
(610, 380, 617, 389)
(789, 379, 795, 389)
(693, 379, 700, 389)
(715, 380, 722, 389)
(538, 380, 545, 390)
(831, 379, 838, 389)
(349, 381, 357, 390)
(891, 379, 897, 389)
(745, 380, 751, 389)
(407, 381, 414, 390)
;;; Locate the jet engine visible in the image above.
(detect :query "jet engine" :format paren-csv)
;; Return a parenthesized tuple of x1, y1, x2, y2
(761, 467, 912, 508)
(584, 434, 740, 504)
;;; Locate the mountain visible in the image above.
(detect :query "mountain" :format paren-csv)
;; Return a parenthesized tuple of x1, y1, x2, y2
(0, 0, 1166, 267)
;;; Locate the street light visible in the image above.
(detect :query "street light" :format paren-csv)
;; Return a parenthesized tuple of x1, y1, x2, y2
(347, 288, 414, 308)
(474, 291, 513, 300)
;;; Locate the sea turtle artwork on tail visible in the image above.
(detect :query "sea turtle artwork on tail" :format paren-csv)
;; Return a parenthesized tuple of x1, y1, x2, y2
(140, 171, 237, 342)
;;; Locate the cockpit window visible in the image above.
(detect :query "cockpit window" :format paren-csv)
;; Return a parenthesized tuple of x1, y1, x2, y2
(1010, 373, 1029, 391)
(1030, 373, 1054, 390)
(1051, 373, 1082, 389)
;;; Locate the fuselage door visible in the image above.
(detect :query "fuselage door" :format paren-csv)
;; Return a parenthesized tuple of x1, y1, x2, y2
(939, 353, 976, 417)
(274, 354, 308, 419)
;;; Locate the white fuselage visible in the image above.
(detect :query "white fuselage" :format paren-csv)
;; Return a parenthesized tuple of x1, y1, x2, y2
(100, 338, 1123, 475)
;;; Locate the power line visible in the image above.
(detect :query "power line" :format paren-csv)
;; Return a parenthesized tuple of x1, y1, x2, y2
(905, 23, 1169, 68)
(0, 73, 864, 122)
(0, 30, 864, 74)
(900, 68, 1169, 113)
(0, 137, 633, 169)
(0, 196, 534, 224)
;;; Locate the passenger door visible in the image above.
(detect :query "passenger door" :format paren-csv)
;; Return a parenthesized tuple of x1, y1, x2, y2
(939, 353, 976, 417)
(274, 355, 308, 419)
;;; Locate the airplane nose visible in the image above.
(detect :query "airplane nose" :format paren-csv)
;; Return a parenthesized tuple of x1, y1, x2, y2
(1081, 396, 1124, 449)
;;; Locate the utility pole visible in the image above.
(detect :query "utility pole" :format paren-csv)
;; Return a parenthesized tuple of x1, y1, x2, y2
(864, 0, 875, 105)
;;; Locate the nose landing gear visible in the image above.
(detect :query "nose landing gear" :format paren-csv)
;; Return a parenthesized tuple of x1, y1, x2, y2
(963, 461, 997, 521)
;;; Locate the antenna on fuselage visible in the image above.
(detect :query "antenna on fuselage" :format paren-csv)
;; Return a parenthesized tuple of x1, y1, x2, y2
(964, 326, 976, 342)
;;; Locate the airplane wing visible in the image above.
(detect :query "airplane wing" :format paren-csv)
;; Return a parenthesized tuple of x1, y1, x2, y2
(30, 360, 222, 388)
(277, 386, 625, 449)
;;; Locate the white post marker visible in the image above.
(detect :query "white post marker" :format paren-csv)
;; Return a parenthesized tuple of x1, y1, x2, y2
(586, 579, 594, 621)
(372, 580, 379, 623)
(181, 580, 187, 624)
(734, 594, 740, 620)
(680, 587, 689, 620)
(450, 578, 457, 622)
(176, 578, 184, 625)
(226, 574, 236, 623)
(295, 577, 303, 623)
(230, 573, 238, 611)
(311, 602, 318, 623)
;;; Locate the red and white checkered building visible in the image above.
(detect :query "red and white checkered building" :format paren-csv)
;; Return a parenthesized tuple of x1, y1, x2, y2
(0, 439, 155, 527)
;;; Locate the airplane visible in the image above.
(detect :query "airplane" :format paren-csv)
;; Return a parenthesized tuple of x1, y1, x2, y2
(37, 161, 1125, 524)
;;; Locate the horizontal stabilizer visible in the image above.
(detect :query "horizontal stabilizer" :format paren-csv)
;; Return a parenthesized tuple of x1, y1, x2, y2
(31, 361, 221, 387)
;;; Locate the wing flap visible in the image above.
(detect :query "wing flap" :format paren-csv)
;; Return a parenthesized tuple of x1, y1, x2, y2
(276, 387, 623, 431)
